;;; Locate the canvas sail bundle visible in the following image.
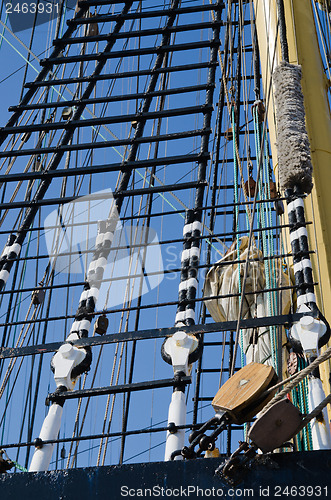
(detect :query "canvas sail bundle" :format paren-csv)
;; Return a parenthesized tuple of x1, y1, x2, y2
(204, 237, 292, 366)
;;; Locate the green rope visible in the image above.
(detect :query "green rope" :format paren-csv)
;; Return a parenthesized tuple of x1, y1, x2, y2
(297, 380, 309, 450)
(290, 357, 313, 451)
(296, 392, 303, 451)
(13, 460, 28, 472)
(253, 108, 278, 372)
(303, 375, 313, 448)
(262, 127, 278, 370)
(291, 387, 302, 451)
(299, 357, 313, 450)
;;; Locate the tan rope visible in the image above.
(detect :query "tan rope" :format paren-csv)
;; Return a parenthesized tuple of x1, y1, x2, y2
(209, 0, 256, 243)
(260, 345, 331, 416)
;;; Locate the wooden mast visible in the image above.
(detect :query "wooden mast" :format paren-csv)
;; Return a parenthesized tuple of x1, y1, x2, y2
(254, 0, 331, 417)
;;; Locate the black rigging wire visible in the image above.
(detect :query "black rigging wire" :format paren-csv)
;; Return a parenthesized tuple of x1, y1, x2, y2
(192, 0, 232, 429)
(276, 0, 289, 63)
(119, 41, 170, 465)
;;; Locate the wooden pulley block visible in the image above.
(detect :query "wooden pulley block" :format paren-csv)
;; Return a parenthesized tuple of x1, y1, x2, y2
(251, 100, 265, 123)
(88, 23, 99, 37)
(32, 287, 45, 306)
(269, 181, 277, 199)
(245, 176, 256, 198)
(230, 100, 238, 122)
(33, 154, 42, 172)
(224, 127, 233, 141)
(248, 399, 302, 453)
(62, 106, 73, 120)
(87, 14, 99, 37)
(274, 199, 284, 216)
(95, 314, 109, 335)
(212, 362, 277, 424)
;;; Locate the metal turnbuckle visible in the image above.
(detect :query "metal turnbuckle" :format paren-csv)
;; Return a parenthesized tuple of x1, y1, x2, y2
(171, 411, 228, 460)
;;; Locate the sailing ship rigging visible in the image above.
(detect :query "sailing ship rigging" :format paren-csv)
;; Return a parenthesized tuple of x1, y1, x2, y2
(0, 0, 330, 489)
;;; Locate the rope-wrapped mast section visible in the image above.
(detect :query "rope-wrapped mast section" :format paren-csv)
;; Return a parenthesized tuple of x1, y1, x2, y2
(272, 2, 331, 450)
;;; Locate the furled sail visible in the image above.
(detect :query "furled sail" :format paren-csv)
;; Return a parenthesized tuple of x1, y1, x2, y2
(204, 236, 291, 367)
